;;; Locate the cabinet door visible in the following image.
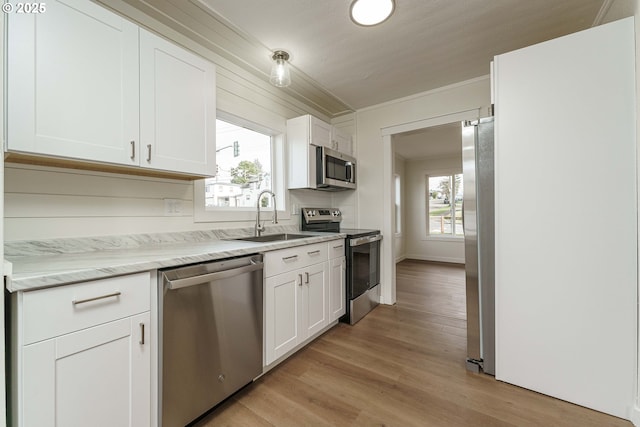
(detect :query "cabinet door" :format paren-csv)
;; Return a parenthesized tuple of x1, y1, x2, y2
(265, 271, 301, 365)
(310, 116, 332, 148)
(329, 256, 346, 321)
(332, 127, 353, 156)
(7, 0, 139, 165)
(300, 262, 328, 338)
(140, 29, 216, 176)
(22, 313, 150, 427)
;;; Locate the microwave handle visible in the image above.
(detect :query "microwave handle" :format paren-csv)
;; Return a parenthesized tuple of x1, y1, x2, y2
(346, 162, 354, 183)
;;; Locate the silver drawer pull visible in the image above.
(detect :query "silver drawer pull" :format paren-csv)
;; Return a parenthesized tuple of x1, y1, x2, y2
(298, 274, 303, 286)
(305, 272, 310, 283)
(72, 291, 121, 306)
(139, 323, 145, 345)
(130, 140, 135, 160)
(307, 250, 321, 256)
(146, 144, 152, 162)
(332, 245, 344, 249)
(282, 255, 298, 262)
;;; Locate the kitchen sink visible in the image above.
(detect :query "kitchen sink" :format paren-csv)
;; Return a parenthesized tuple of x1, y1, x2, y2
(232, 233, 310, 242)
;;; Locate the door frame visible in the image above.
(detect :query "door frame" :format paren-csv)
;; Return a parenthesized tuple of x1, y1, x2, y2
(379, 109, 480, 305)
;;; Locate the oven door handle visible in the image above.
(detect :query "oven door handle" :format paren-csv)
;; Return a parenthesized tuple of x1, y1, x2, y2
(349, 234, 382, 246)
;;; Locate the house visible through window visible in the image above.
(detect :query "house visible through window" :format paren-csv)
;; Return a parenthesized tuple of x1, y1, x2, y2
(204, 119, 272, 208)
(428, 174, 463, 236)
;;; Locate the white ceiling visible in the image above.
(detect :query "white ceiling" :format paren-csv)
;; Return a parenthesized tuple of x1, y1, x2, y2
(198, 0, 626, 111)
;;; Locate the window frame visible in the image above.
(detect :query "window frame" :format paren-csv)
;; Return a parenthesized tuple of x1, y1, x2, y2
(394, 173, 402, 236)
(194, 111, 290, 223)
(425, 170, 464, 240)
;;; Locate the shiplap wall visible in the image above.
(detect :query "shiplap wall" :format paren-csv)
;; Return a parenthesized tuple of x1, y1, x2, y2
(4, 164, 343, 241)
(3, 0, 357, 242)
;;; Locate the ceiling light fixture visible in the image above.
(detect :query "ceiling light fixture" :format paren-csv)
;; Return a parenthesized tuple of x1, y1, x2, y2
(350, 0, 395, 26)
(269, 50, 291, 88)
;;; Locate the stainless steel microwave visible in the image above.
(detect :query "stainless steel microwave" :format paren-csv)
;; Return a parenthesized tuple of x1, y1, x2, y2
(315, 146, 356, 191)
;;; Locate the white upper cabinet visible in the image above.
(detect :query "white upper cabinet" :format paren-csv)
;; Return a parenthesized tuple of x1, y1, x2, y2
(139, 30, 216, 176)
(308, 115, 332, 148)
(287, 114, 353, 155)
(6, 0, 216, 177)
(331, 127, 353, 156)
(7, 0, 140, 166)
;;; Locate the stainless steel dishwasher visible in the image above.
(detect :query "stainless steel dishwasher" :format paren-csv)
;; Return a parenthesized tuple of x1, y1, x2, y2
(159, 254, 263, 427)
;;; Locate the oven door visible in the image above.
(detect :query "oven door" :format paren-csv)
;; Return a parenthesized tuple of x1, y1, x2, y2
(347, 234, 382, 299)
(316, 146, 356, 190)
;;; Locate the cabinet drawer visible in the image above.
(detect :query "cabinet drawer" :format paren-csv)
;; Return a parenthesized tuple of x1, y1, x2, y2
(22, 272, 151, 345)
(265, 242, 328, 277)
(328, 240, 346, 259)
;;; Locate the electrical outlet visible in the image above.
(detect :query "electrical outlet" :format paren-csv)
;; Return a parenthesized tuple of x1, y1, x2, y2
(291, 203, 299, 215)
(163, 199, 183, 216)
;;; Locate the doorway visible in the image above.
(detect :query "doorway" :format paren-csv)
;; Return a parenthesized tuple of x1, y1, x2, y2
(379, 109, 479, 306)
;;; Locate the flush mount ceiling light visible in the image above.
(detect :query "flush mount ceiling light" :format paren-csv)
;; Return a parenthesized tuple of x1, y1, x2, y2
(269, 50, 291, 88)
(350, 0, 395, 26)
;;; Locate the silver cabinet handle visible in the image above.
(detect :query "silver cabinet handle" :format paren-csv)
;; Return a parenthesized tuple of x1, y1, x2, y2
(333, 244, 344, 249)
(130, 141, 135, 160)
(305, 272, 310, 284)
(146, 144, 152, 162)
(307, 250, 321, 256)
(72, 291, 121, 306)
(298, 274, 303, 286)
(282, 255, 298, 262)
(139, 323, 145, 345)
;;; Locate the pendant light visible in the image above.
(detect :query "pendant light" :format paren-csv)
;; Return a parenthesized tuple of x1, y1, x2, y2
(350, 0, 395, 26)
(269, 50, 291, 88)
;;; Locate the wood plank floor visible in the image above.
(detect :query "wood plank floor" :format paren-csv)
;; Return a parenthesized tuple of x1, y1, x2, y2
(196, 259, 632, 426)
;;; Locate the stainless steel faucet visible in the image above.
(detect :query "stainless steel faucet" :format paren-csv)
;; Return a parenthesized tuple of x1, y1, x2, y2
(255, 190, 277, 236)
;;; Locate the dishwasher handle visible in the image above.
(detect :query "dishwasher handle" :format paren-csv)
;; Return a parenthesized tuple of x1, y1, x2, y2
(165, 261, 263, 290)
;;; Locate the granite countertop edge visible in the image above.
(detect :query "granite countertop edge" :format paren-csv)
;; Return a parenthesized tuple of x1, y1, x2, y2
(5, 228, 347, 292)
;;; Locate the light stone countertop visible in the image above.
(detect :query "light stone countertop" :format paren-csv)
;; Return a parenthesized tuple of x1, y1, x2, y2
(4, 226, 346, 292)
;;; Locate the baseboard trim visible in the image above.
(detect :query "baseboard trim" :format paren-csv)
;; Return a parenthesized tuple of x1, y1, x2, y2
(631, 405, 640, 426)
(405, 254, 465, 264)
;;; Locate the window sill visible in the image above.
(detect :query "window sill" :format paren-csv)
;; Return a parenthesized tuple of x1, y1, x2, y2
(423, 235, 464, 242)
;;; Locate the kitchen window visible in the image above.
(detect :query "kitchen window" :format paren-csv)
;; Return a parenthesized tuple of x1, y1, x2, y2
(194, 114, 287, 222)
(427, 174, 463, 237)
(205, 119, 272, 208)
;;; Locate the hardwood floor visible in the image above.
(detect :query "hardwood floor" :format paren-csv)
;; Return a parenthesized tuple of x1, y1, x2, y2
(196, 259, 632, 426)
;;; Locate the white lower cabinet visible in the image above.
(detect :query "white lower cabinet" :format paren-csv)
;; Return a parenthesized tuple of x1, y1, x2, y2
(12, 273, 152, 427)
(22, 314, 150, 427)
(329, 256, 346, 321)
(264, 262, 327, 365)
(264, 240, 346, 366)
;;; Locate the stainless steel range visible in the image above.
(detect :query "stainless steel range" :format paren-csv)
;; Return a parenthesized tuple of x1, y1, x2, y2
(301, 207, 382, 324)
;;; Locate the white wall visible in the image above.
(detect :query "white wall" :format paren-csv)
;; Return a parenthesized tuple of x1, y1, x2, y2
(355, 77, 491, 304)
(405, 155, 464, 263)
(634, 3, 640, 426)
(2, 2, 360, 242)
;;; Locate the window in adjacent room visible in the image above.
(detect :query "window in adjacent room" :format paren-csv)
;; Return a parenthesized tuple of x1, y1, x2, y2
(394, 174, 402, 234)
(427, 174, 463, 237)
